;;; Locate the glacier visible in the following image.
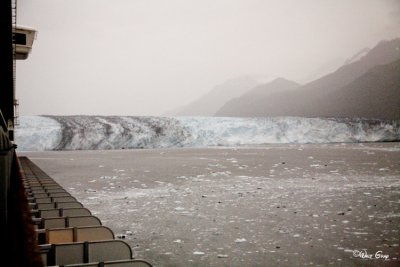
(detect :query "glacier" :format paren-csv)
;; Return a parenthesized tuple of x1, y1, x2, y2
(15, 115, 400, 151)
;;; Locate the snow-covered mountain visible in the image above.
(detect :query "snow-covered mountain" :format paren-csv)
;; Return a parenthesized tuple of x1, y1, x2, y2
(343, 47, 371, 65)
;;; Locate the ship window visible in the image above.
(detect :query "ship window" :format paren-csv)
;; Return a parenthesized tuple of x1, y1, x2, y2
(13, 33, 27, 45)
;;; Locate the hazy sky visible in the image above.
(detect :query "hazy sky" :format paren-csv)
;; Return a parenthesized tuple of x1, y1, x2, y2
(17, 0, 400, 116)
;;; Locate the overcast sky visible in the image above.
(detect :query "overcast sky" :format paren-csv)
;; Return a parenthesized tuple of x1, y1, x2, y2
(16, 0, 400, 116)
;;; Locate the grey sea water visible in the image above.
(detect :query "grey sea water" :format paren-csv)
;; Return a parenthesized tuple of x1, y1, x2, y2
(21, 143, 400, 267)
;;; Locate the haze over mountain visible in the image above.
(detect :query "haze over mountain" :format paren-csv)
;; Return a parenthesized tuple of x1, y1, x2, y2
(216, 38, 400, 119)
(214, 78, 300, 117)
(242, 78, 300, 97)
(165, 76, 260, 116)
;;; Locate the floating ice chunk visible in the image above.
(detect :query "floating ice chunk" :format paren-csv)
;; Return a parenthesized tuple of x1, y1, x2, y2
(385, 213, 400, 218)
(85, 189, 96, 193)
(173, 239, 183, 243)
(193, 251, 205, 255)
(235, 238, 247, 243)
(100, 175, 117, 180)
(174, 207, 185, 211)
(310, 164, 320, 167)
(217, 254, 229, 258)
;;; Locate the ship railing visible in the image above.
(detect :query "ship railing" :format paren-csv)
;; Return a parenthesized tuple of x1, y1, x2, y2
(19, 156, 153, 267)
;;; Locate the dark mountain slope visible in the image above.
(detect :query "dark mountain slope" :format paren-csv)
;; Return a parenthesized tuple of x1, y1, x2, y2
(167, 76, 259, 116)
(216, 78, 300, 117)
(316, 59, 400, 119)
(216, 38, 400, 119)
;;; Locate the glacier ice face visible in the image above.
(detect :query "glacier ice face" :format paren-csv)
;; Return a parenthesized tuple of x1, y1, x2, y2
(15, 116, 400, 151)
(15, 116, 62, 151)
(177, 117, 400, 145)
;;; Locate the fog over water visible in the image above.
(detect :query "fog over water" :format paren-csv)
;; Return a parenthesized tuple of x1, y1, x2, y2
(16, 0, 400, 116)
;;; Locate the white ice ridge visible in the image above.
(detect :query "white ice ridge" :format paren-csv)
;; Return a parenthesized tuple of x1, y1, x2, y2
(15, 115, 400, 151)
(16, 116, 61, 151)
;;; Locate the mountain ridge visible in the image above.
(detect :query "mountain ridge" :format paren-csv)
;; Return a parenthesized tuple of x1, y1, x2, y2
(216, 78, 300, 117)
(166, 76, 260, 116)
(215, 37, 400, 119)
